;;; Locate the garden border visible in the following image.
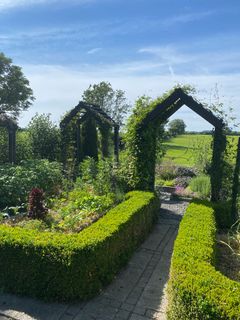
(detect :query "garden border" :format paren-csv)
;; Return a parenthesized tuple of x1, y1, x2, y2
(0, 191, 159, 301)
(168, 201, 240, 319)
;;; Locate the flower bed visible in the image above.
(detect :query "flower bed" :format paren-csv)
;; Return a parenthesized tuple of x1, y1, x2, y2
(0, 191, 159, 301)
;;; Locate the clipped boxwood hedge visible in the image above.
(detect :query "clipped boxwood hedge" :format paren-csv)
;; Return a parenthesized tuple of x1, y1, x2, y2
(168, 201, 240, 320)
(0, 191, 159, 301)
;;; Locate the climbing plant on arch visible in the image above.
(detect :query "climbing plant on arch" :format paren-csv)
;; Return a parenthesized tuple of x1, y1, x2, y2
(126, 88, 226, 202)
(60, 101, 119, 172)
(0, 114, 17, 163)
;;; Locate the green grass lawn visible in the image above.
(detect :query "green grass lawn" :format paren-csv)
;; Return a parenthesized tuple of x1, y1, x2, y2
(162, 134, 238, 167)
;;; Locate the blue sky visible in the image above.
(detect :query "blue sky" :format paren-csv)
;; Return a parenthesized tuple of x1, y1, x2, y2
(1, 0, 240, 130)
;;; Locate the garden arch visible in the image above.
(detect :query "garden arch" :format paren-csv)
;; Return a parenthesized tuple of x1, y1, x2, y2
(0, 115, 17, 163)
(135, 88, 226, 202)
(60, 102, 119, 168)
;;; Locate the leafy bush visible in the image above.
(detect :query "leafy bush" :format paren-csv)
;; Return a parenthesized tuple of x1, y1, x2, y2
(189, 175, 211, 198)
(28, 188, 47, 220)
(28, 113, 61, 161)
(50, 188, 115, 232)
(0, 160, 63, 208)
(0, 191, 159, 301)
(168, 201, 240, 319)
(213, 201, 234, 229)
(77, 158, 126, 198)
(16, 130, 33, 163)
(155, 163, 177, 180)
(174, 176, 192, 188)
(175, 166, 196, 177)
(0, 127, 8, 164)
(155, 178, 175, 187)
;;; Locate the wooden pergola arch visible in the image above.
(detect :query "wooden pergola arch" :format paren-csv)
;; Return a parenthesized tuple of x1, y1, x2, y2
(0, 114, 17, 163)
(138, 88, 226, 202)
(60, 102, 119, 167)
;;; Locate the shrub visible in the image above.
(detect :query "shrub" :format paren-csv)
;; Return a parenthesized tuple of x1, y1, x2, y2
(189, 175, 211, 198)
(0, 191, 159, 301)
(28, 188, 47, 220)
(51, 188, 115, 233)
(77, 158, 126, 198)
(28, 113, 61, 161)
(213, 201, 234, 229)
(155, 163, 177, 180)
(175, 166, 196, 177)
(0, 160, 63, 208)
(168, 201, 240, 319)
(174, 176, 192, 188)
(16, 130, 33, 163)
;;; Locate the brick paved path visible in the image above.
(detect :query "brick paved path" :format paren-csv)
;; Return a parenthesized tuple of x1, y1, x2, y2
(0, 200, 188, 320)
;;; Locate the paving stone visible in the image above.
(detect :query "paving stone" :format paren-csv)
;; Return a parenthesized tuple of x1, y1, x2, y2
(129, 314, 150, 320)
(133, 306, 146, 316)
(120, 303, 135, 312)
(115, 309, 131, 319)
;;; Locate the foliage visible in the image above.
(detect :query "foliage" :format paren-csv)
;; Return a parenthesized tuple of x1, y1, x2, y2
(28, 188, 47, 220)
(168, 201, 240, 319)
(0, 191, 159, 301)
(0, 129, 33, 164)
(124, 85, 195, 191)
(76, 157, 125, 196)
(175, 166, 196, 177)
(16, 130, 33, 163)
(189, 135, 212, 172)
(189, 175, 211, 198)
(0, 52, 34, 118)
(28, 113, 60, 161)
(168, 119, 186, 137)
(174, 176, 192, 188)
(155, 163, 196, 188)
(0, 127, 8, 163)
(0, 160, 63, 208)
(81, 116, 98, 160)
(82, 81, 130, 126)
(213, 201, 234, 229)
(231, 137, 240, 222)
(50, 189, 115, 233)
(155, 163, 177, 180)
(16, 219, 48, 231)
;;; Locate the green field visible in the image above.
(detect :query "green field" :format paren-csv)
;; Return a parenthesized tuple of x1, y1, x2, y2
(162, 134, 238, 167)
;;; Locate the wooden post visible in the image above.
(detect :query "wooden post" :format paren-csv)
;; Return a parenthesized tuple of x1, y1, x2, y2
(76, 122, 81, 165)
(231, 137, 240, 222)
(211, 126, 226, 202)
(114, 125, 119, 163)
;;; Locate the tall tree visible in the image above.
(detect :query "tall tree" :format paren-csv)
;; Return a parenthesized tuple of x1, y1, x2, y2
(0, 52, 34, 118)
(82, 81, 130, 126)
(168, 119, 186, 136)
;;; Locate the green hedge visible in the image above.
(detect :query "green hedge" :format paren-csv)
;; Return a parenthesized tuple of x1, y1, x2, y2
(0, 191, 159, 301)
(168, 201, 240, 319)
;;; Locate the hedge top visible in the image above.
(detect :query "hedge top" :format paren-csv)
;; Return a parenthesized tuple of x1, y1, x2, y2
(0, 191, 155, 254)
(169, 201, 240, 319)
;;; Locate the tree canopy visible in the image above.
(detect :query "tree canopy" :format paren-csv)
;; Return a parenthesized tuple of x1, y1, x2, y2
(0, 52, 34, 119)
(82, 81, 130, 126)
(168, 119, 186, 136)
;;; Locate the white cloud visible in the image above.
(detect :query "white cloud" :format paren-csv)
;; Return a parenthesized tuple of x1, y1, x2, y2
(0, 0, 93, 11)
(87, 47, 102, 54)
(19, 62, 240, 132)
(162, 11, 215, 27)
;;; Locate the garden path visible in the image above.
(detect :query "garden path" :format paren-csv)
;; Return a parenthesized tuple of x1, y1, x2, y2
(0, 198, 188, 320)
